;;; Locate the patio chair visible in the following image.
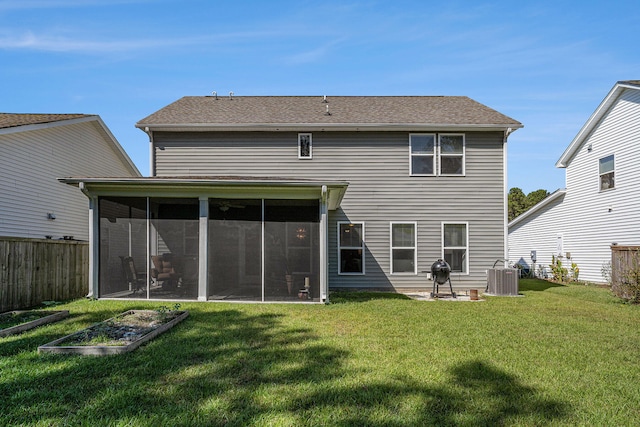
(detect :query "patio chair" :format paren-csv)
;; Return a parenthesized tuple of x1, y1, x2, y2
(150, 254, 180, 290)
(120, 256, 146, 295)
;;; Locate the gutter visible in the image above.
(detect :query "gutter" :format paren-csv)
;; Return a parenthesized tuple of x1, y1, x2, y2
(136, 122, 523, 133)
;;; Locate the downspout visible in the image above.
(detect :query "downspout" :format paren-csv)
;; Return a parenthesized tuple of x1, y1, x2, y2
(503, 128, 514, 267)
(80, 182, 99, 298)
(320, 185, 329, 302)
(144, 127, 154, 177)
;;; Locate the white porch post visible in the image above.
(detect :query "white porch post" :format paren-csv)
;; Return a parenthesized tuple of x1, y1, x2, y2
(198, 197, 209, 301)
(320, 186, 329, 302)
(88, 196, 99, 298)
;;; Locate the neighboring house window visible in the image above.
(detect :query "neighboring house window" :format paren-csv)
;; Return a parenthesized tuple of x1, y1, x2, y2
(410, 134, 435, 175)
(298, 133, 312, 159)
(439, 134, 465, 175)
(442, 223, 468, 273)
(338, 222, 364, 274)
(390, 222, 417, 274)
(599, 154, 614, 190)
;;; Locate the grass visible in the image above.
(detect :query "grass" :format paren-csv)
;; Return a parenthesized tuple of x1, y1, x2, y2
(1, 279, 639, 426)
(0, 311, 53, 330)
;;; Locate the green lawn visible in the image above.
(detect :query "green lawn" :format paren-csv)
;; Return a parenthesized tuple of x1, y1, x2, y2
(1, 280, 639, 426)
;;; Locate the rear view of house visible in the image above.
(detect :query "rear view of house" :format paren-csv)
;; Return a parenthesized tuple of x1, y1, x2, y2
(64, 95, 521, 302)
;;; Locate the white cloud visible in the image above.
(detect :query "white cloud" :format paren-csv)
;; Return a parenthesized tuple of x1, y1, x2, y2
(0, 30, 285, 54)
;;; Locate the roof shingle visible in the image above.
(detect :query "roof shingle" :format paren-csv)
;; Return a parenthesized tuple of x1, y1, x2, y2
(137, 96, 521, 129)
(0, 113, 92, 130)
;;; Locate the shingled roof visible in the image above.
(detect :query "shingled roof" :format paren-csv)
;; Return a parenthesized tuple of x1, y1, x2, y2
(0, 113, 93, 130)
(137, 96, 522, 131)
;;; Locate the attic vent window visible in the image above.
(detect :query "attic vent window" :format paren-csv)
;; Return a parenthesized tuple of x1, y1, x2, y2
(298, 133, 312, 159)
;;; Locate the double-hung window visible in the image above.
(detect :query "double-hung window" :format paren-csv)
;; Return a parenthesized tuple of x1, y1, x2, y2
(338, 222, 364, 274)
(439, 134, 465, 175)
(390, 222, 417, 274)
(410, 134, 435, 175)
(599, 154, 614, 191)
(410, 133, 465, 176)
(442, 223, 468, 274)
(298, 133, 312, 159)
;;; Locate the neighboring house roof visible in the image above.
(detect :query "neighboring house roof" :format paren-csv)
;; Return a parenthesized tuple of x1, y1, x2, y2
(0, 113, 141, 177)
(137, 96, 522, 132)
(556, 80, 640, 168)
(0, 113, 92, 129)
(508, 189, 566, 228)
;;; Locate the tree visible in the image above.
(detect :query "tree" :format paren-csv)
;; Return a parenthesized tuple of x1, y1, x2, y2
(508, 187, 527, 222)
(508, 188, 550, 222)
(526, 189, 550, 208)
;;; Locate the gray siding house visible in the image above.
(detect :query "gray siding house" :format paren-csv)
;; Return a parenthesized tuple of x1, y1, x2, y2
(64, 95, 521, 302)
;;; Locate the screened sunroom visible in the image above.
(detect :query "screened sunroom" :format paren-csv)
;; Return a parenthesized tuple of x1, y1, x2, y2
(62, 177, 347, 303)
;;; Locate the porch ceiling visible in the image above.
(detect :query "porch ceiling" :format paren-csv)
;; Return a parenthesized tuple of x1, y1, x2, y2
(59, 176, 348, 210)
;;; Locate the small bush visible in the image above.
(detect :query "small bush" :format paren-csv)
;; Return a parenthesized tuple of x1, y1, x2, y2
(549, 255, 568, 283)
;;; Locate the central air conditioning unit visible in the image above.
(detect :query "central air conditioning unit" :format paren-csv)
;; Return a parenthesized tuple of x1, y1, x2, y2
(486, 268, 519, 296)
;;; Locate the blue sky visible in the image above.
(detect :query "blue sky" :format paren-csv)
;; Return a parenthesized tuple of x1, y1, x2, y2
(1, 0, 638, 193)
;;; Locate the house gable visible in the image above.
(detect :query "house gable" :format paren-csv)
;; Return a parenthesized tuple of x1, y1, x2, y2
(556, 81, 640, 168)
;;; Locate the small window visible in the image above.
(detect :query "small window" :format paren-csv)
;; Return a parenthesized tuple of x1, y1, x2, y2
(443, 223, 468, 274)
(338, 222, 364, 274)
(439, 134, 465, 175)
(298, 133, 312, 159)
(390, 222, 417, 274)
(599, 154, 614, 191)
(410, 134, 435, 175)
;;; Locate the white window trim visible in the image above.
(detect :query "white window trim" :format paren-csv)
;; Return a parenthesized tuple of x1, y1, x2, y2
(409, 133, 436, 176)
(438, 133, 466, 176)
(441, 222, 469, 275)
(598, 154, 614, 192)
(298, 133, 313, 159)
(338, 221, 365, 275)
(390, 222, 417, 275)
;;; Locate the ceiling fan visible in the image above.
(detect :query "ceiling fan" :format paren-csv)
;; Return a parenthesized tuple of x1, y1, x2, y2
(214, 200, 246, 212)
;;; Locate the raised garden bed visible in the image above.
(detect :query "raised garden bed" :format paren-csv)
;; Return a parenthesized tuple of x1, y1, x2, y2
(0, 310, 69, 338)
(38, 308, 188, 355)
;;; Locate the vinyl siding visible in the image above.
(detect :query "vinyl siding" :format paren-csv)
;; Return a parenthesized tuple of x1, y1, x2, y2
(0, 121, 137, 240)
(508, 87, 640, 283)
(154, 130, 507, 289)
(508, 194, 566, 277)
(561, 88, 640, 282)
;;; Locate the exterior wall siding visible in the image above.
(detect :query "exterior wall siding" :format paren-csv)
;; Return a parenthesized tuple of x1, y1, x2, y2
(153, 130, 507, 289)
(0, 121, 137, 241)
(508, 87, 640, 283)
(508, 195, 566, 277)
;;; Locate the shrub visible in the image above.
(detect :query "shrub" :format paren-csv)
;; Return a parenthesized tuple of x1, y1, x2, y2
(549, 255, 568, 283)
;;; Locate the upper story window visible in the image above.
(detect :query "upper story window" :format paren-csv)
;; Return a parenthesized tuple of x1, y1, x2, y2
(298, 133, 312, 159)
(338, 222, 364, 274)
(410, 133, 465, 176)
(439, 134, 465, 175)
(410, 134, 436, 175)
(599, 154, 614, 191)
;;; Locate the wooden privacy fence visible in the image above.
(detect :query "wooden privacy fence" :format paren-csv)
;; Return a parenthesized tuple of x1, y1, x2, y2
(0, 237, 89, 312)
(610, 245, 640, 301)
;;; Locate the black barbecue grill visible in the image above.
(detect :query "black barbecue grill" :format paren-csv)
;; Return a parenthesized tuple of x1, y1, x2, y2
(429, 259, 456, 298)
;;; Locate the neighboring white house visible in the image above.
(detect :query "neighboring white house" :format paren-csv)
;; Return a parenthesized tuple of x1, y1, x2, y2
(509, 80, 640, 283)
(0, 113, 140, 241)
